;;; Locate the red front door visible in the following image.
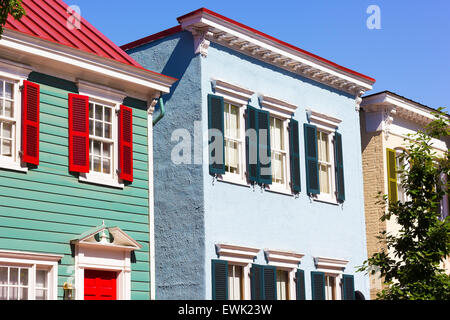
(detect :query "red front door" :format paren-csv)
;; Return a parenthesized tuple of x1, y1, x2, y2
(84, 269, 117, 300)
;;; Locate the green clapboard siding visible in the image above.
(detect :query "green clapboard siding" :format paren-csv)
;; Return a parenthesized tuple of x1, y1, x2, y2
(0, 76, 151, 300)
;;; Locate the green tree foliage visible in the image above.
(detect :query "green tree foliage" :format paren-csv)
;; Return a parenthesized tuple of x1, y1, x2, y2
(0, 0, 25, 37)
(359, 108, 450, 299)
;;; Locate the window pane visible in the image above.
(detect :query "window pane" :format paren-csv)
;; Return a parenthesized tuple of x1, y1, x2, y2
(2, 122, 12, 139)
(93, 156, 101, 172)
(9, 286, 18, 300)
(227, 265, 242, 300)
(2, 139, 12, 156)
(89, 103, 94, 118)
(93, 140, 101, 156)
(9, 268, 18, 285)
(104, 123, 111, 139)
(103, 158, 111, 174)
(229, 106, 239, 139)
(95, 104, 103, 120)
(36, 270, 47, 288)
(103, 143, 111, 158)
(19, 269, 28, 286)
(0, 100, 3, 116)
(89, 119, 94, 135)
(20, 287, 28, 300)
(105, 107, 112, 123)
(0, 286, 7, 300)
(0, 267, 7, 285)
(226, 140, 239, 174)
(319, 164, 330, 194)
(5, 82, 13, 100)
(276, 270, 288, 300)
(35, 289, 47, 300)
(95, 121, 103, 137)
(4, 100, 13, 118)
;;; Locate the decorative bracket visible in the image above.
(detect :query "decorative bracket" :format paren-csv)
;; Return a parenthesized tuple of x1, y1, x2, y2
(191, 27, 213, 57)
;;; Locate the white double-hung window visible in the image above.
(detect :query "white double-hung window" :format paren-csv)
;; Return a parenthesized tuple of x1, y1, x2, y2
(0, 79, 16, 161)
(317, 130, 333, 196)
(89, 101, 114, 175)
(0, 250, 61, 300)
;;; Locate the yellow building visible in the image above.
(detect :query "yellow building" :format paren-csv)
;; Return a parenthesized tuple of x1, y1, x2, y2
(359, 91, 449, 299)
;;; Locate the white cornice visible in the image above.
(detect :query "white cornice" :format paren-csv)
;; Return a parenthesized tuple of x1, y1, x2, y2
(264, 249, 304, 269)
(0, 29, 176, 100)
(314, 256, 349, 275)
(179, 11, 374, 96)
(0, 249, 63, 262)
(361, 92, 437, 126)
(216, 243, 260, 264)
(307, 108, 342, 131)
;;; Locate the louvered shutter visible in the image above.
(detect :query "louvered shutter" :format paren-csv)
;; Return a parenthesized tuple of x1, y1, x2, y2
(296, 269, 306, 300)
(68, 93, 89, 173)
(212, 259, 228, 300)
(342, 274, 355, 300)
(246, 106, 259, 183)
(119, 105, 133, 182)
(386, 148, 398, 203)
(289, 119, 301, 193)
(208, 94, 225, 175)
(263, 266, 277, 300)
(311, 271, 325, 300)
(304, 124, 319, 195)
(334, 131, 345, 202)
(258, 109, 271, 185)
(21, 80, 40, 165)
(251, 264, 264, 300)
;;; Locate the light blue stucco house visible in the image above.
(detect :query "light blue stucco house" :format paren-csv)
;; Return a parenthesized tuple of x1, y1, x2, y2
(122, 8, 376, 300)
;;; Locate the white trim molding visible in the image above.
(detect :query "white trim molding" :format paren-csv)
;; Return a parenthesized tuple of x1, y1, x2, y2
(179, 10, 374, 96)
(215, 243, 259, 264)
(258, 94, 297, 119)
(264, 249, 304, 269)
(306, 108, 342, 132)
(71, 224, 142, 300)
(314, 256, 349, 276)
(211, 78, 254, 106)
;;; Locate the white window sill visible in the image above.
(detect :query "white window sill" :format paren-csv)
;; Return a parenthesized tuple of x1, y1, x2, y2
(312, 194, 339, 205)
(218, 173, 249, 188)
(0, 161, 28, 173)
(265, 183, 293, 196)
(79, 173, 124, 189)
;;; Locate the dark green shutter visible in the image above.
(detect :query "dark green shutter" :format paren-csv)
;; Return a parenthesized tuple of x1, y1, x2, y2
(263, 266, 277, 300)
(334, 131, 345, 202)
(304, 124, 319, 195)
(246, 106, 259, 183)
(289, 119, 301, 193)
(311, 271, 325, 300)
(258, 110, 272, 185)
(251, 264, 264, 300)
(342, 274, 355, 300)
(212, 259, 228, 300)
(208, 94, 225, 175)
(296, 269, 306, 300)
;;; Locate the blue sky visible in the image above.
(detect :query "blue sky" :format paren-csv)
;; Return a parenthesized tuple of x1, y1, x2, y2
(70, 0, 449, 109)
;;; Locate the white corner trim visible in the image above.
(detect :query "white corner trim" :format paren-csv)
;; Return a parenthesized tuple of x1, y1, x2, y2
(211, 78, 254, 106)
(264, 249, 304, 269)
(314, 256, 349, 275)
(307, 108, 342, 131)
(258, 94, 297, 119)
(77, 79, 127, 105)
(216, 243, 260, 264)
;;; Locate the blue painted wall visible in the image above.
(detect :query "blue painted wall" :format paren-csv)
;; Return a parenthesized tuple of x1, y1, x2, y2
(127, 32, 370, 300)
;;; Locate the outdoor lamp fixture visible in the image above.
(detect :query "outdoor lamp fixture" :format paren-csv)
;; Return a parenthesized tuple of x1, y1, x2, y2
(63, 282, 75, 300)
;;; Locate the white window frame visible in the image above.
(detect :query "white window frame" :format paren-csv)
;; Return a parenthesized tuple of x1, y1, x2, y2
(259, 94, 298, 195)
(264, 249, 304, 300)
(211, 79, 253, 186)
(0, 59, 32, 173)
(215, 243, 260, 300)
(77, 80, 126, 189)
(0, 250, 62, 300)
(314, 256, 349, 300)
(306, 109, 342, 204)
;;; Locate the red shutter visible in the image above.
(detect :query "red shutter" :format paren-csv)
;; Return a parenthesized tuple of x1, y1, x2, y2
(119, 105, 133, 182)
(68, 93, 89, 173)
(21, 80, 40, 165)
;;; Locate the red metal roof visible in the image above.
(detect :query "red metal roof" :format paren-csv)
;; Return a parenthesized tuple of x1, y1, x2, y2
(5, 0, 143, 69)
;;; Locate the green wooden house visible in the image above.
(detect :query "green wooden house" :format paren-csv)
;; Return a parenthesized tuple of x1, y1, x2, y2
(0, 0, 175, 300)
